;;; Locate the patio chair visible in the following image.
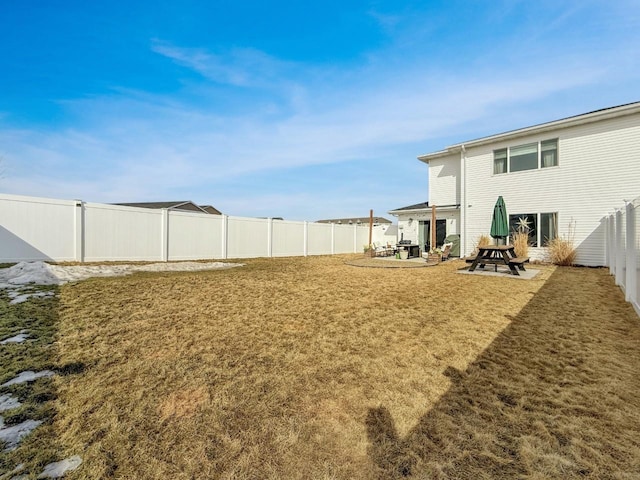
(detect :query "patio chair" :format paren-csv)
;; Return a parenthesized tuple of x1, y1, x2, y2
(372, 242, 392, 257)
(440, 243, 453, 261)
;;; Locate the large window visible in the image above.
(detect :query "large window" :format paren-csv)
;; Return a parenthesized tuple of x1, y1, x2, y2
(510, 143, 538, 172)
(494, 138, 558, 174)
(509, 212, 558, 247)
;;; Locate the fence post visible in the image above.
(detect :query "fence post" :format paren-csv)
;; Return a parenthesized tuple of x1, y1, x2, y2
(354, 224, 357, 253)
(161, 209, 169, 261)
(331, 223, 335, 255)
(267, 218, 273, 258)
(626, 203, 636, 303)
(615, 209, 624, 287)
(608, 214, 616, 275)
(74, 200, 85, 262)
(604, 216, 609, 268)
(221, 215, 228, 259)
(303, 221, 308, 257)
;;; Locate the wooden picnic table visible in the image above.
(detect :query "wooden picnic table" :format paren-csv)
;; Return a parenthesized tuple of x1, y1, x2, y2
(468, 245, 529, 276)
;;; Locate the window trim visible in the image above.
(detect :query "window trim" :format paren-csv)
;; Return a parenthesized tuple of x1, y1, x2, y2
(508, 212, 558, 247)
(493, 138, 559, 175)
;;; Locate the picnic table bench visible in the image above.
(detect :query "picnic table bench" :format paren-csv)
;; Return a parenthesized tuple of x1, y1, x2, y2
(468, 245, 529, 276)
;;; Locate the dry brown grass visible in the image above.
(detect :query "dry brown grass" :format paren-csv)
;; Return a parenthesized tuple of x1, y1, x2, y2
(48, 256, 640, 479)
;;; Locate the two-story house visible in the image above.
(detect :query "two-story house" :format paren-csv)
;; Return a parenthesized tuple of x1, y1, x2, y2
(390, 101, 640, 266)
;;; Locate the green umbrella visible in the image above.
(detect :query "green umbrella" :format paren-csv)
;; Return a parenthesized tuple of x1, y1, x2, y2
(490, 196, 509, 243)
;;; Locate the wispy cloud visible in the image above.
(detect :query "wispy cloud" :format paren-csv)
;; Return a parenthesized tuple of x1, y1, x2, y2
(0, 56, 603, 201)
(2, 1, 638, 219)
(151, 40, 297, 89)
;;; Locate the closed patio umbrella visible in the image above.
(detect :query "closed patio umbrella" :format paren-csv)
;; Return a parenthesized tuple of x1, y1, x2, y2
(490, 196, 509, 244)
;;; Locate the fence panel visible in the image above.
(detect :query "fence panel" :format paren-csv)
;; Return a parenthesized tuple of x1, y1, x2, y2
(606, 199, 640, 318)
(168, 210, 223, 260)
(0, 194, 77, 262)
(307, 223, 333, 255)
(227, 216, 269, 258)
(332, 224, 354, 254)
(356, 226, 371, 253)
(1, 193, 384, 263)
(84, 203, 163, 262)
(615, 209, 627, 289)
(272, 221, 305, 257)
(635, 203, 640, 314)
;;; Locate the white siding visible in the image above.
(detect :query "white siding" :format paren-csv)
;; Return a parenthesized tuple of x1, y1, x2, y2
(459, 113, 640, 265)
(428, 155, 461, 206)
(396, 211, 460, 244)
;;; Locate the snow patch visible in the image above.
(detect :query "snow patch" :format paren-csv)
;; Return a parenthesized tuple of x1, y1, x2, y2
(1, 370, 55, 387)
(0, 260, 242, 286)
(0, 419, 42, 451)
(0, 331, 31, 344)
(8, 290, 55, 305)
(37, 455, 83, 478)
(0, 394, 22, 412)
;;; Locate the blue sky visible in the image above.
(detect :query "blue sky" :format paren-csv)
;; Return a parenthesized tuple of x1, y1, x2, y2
(1, 1, 638, 221)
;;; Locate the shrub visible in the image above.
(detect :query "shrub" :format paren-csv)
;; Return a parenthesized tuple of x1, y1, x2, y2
(546, 224, 577, 266)
(470, 234, 492, 257)
(512, 231, 530, 258)
(546, 237, 576, 265)
(476, 234, 491, 248)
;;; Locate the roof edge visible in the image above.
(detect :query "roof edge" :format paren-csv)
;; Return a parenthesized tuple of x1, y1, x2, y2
(389, 203, 460, 214)
(418, 101, 640, 163)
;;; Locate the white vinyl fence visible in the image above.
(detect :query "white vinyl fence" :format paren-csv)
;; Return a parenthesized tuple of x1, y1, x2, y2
(0, 193, 377, 263)
(604, 197, 640, 317)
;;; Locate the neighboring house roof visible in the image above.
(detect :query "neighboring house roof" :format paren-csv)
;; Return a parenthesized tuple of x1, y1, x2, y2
(388, 202, 429, 213)
(388, 202, 460, 214)
(316, 217, 392, 225)
(384, 225, 399, 237)
(199, 205, 222, 215)
(418, 101, 640, 162)
(114, 201, 220, 214)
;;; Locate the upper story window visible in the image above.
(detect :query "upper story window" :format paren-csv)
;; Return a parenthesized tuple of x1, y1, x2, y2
(493, 138, 558, 174)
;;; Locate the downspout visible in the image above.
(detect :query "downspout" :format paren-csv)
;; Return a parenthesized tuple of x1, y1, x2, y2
(460, 144, 467, 257)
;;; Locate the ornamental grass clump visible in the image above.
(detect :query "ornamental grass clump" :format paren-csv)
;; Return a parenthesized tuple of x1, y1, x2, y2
(547, 223, 577, 266)
(512, 216, 533, 258)
(547, 237, 577, 265)
(476, 234, 491, 247)
(512, 231, 530, 258)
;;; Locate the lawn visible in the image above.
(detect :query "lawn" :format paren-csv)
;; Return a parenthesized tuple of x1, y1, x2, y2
(3, 255, 640, 479)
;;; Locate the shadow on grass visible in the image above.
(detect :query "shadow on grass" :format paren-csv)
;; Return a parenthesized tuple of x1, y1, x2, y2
(0, 286, 71, 475)
(367, 267, 640, 478)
